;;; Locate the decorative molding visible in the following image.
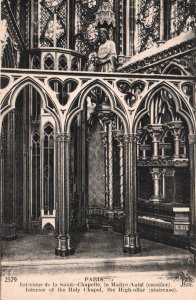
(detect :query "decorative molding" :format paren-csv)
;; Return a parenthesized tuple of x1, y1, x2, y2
(118, 37, 196, 74)
(137, 158, 189, 167)
(56, 133, 71, 142)
(123, 133, 139, 143)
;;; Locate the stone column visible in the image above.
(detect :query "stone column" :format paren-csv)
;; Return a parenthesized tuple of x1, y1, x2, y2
(55, 133, 74, 256)
(10, 110, 16, 227)
(188, 134, 196, 262)
(66, 0, 71, 49)
(159, 0, 165, 44)
(148, 124, 163, 159)
(118, 0, 126, 65)
(2, 111, 17, 240)
(130, 0, 136, 56)
(123, 134, 141, 254)
(161, 169, 166, 200)
(100, 131, 109, 208)
(113, 131, 124, 209)
(150, 168, 161, 203)
(125, 0, 131, 56)
(107, 122, 113, 209)
(168, 121, 183, 159)
(23, 92, 30, 232)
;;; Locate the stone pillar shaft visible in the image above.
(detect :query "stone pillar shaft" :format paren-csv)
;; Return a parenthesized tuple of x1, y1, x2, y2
(125, 0, 131, 56)
(188, 134, 196, 261)
(100, 131, 109, 208)
(123, 134, 141, 254)
(174, 137, 180, 158)
(161, 169, 166, 199)
(55, 133, 74, 256)
(113, 131, 124, 209)
(159, 0, 165, 42)
(107, 122, 113, 209)
(9, 111, 16, 225)
(119, 143, 124, 209)
(148, 125, 163, 159)
(150, 168, 161, 203)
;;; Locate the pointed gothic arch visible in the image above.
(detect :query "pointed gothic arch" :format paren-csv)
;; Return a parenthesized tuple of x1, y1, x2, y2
(65, 80, 130, 133)
(132, 81, 195, 250)
(133, 82, 196, 134)
(0, 77, 60, 132)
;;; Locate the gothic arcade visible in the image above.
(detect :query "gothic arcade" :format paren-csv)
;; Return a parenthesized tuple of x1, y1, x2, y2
(0, 0, 196, 259)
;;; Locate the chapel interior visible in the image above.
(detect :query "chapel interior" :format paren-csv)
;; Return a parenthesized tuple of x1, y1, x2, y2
(0, 0, 196, 260)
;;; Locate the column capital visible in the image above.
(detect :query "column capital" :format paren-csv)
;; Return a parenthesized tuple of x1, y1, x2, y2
(168, 121, 183, 138)
(123, 133, 138, 143)
(97, 111, 115, 123)
(188, 134, 196, 145)
(150, 167, 162, 179)
(56, 133, 71, 142)
(147, 124, 163, 140)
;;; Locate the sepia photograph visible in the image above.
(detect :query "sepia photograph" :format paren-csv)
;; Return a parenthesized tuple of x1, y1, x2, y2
(0, 1, 196, 299)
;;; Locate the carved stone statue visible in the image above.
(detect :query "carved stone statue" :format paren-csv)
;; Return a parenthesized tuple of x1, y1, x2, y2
(96, 28, 117, 72)
(87, 28, 117, 72)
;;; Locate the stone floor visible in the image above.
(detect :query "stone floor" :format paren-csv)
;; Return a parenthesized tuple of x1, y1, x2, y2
(1, 229, 195, 273)
(1, 229, 192, 261)
(1, 229, 196, 300)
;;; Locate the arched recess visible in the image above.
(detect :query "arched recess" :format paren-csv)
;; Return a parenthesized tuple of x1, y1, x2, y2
(132, 82, 196, 248)
(54, 80, 141, 257)
(68, 83, 128, 224)
(0, 82, 58, 240)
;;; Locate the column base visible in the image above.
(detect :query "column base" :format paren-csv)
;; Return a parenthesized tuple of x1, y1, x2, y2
(60, 248, 75, 257)
(149, 196, 160, 203)
(123, 235, 141, 255)
(2, 223, 17, 240)
(55, 235, 75, 257)
(123, 246, 139, 254)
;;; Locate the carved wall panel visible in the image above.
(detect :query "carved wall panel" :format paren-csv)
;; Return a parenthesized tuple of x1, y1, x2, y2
(88, 121, 105, 207)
